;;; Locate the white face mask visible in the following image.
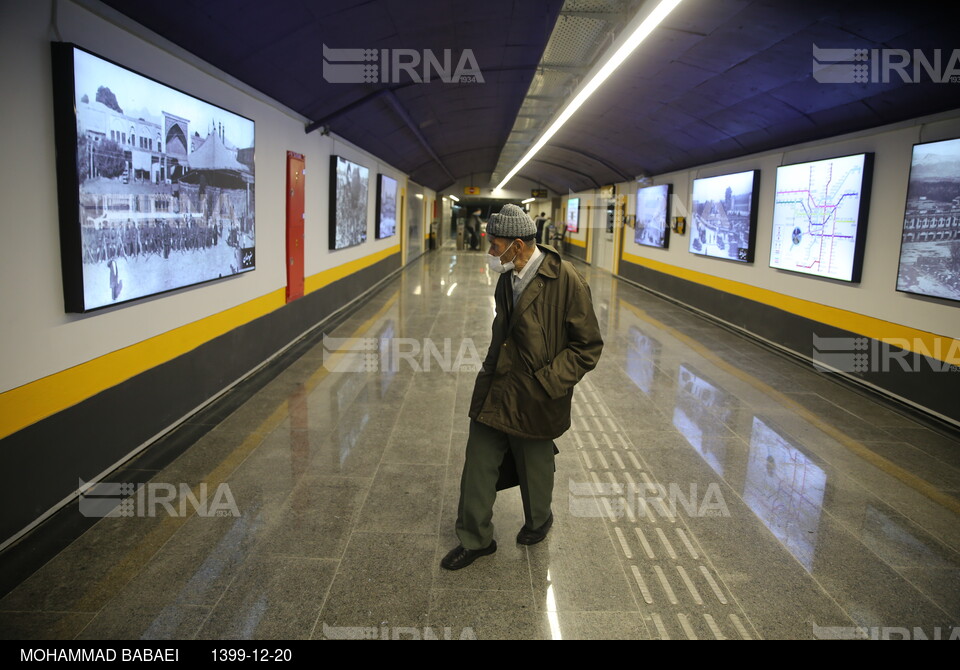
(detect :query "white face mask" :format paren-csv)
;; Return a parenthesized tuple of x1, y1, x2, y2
(487, 244, 519, 274)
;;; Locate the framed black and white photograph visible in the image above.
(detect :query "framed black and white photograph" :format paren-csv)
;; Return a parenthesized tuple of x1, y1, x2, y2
(635, 184, 670, 249)
(51, 43, 256, 313)
(689, 170, 759, 263)
(376, 173, 398, 239)
(896, 137, 960, 303)
(329, 155, 369, 250)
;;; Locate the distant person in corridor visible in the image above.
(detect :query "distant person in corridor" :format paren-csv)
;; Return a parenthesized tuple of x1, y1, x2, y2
(465, 208, 482, 250)
(534, 212, 548, 244)
(441, 204, 603, 570)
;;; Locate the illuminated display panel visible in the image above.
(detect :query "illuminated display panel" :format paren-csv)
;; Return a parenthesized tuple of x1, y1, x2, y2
(896, 137, 960, 303)
(51, 43, 256, 312)
(635, 184, 670, 249)
(689, 170, 759, 263)
(770, 153, 873, 282)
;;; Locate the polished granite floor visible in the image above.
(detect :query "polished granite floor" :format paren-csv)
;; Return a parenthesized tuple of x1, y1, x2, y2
(2, 242, 959, 640)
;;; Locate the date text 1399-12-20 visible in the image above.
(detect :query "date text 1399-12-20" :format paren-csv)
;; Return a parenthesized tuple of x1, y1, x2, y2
(212, 648, 293, 662)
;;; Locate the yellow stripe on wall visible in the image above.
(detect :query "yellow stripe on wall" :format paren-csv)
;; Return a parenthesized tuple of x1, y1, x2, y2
(0, 246, 401, 441)
(621, 252, 960, 365)
(304, 245, 400, 295)
(567, 237, 587, 248)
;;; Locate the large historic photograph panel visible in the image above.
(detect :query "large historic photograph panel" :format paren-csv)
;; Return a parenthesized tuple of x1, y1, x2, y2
(376, 173, 398, 239)
(330, 156, 369, 250)
(52, 43, 256, 313)
(635, 184, 670, 249)
(896, 137, 960, 303)
(689, 170, 759, 263)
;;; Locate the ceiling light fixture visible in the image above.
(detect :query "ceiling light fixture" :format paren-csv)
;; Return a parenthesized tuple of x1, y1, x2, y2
(495, 0, 683, 190)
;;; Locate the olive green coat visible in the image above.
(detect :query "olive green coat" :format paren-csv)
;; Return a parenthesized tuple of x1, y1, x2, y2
(469, 245, 603, 440)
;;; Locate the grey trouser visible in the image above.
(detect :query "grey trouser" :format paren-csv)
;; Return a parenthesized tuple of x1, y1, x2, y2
(455, 419, 555, 550)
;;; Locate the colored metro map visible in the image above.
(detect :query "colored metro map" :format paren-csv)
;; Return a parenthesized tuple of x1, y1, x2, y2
(770, 154, 871, 282)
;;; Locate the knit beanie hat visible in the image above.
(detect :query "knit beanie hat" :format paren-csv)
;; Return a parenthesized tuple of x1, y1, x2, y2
(486, 204, 537, 239)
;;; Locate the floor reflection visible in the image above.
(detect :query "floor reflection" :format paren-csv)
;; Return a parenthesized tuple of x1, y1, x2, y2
(673, 364, 735, 477)
(1, 243, 957, 640)
(745, 417, 827, 572)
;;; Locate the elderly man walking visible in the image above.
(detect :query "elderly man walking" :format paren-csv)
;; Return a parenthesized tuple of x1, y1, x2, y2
(441, 204, 603, 570)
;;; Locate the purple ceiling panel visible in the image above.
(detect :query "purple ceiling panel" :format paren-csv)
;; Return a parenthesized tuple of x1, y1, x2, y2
(614, 61, 717, 107)
(861, 82, 960, 125)
(677, 2, 804, 75)
(704, 136, 752, 160)
(632, 25, 708, 70)
(653, 129, 703, 154)
(679, 118, 733, 145)
(703, 106, 775, 139)
(769, 76, 903, 117)
(823, 5, 930, 44)
(97, 1, 957, 190)
(643, 104, 701, 131)
(664, 0, 752, 36)
(806, 99, 880, 136)
(668, 86, 733, 122)
(383, 0, 455, 32)
(729, 92, 806, 127)
(731, 127, 777, 154)
(540, 145, 630, 183)
(682, 71, 763, 110)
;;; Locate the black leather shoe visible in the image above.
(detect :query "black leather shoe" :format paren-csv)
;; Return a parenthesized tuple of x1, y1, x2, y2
(440, 541, 497, 570)
(516, 513, 553, 545)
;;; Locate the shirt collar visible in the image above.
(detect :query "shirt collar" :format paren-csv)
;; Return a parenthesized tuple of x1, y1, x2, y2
(513, 245, 542, 280)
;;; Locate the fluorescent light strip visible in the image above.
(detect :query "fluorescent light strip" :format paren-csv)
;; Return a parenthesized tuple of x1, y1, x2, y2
(496, 0, 683, 190)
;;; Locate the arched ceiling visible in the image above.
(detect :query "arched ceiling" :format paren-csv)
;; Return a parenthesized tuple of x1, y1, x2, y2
(99, 0, 959, 193)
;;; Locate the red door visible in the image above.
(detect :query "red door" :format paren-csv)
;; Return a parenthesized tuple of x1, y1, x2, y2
(286, 152, 305, 302)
